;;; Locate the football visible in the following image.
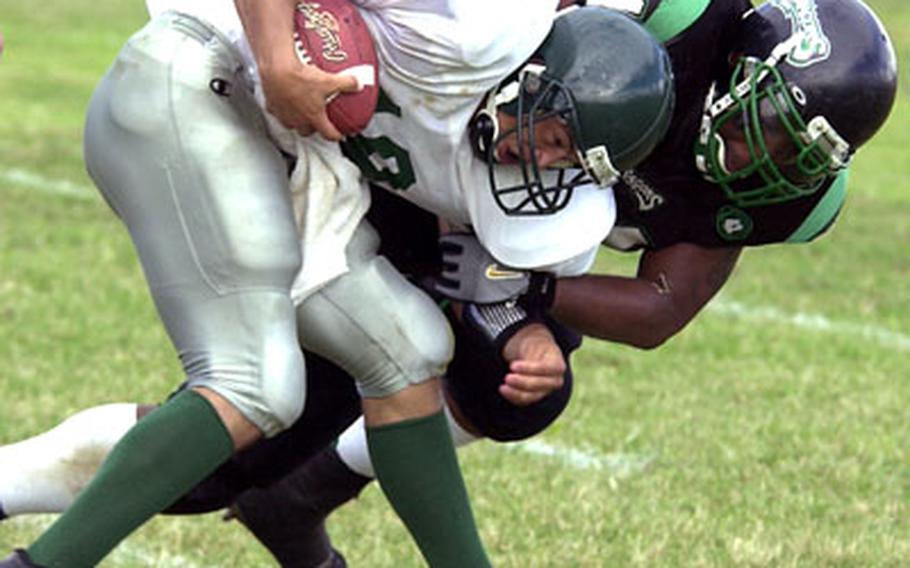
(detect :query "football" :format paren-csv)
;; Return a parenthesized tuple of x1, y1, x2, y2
(293, 0, 379, 135)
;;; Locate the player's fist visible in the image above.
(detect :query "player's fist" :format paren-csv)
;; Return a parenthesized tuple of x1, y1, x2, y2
(500, 323, 566, 406)
(260, 63, 359, 140)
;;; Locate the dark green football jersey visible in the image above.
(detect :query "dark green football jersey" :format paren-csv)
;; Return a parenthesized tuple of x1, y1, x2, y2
(607, 0, 847, 251)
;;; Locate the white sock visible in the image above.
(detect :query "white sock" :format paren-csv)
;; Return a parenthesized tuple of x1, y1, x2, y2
(0, 402, 138, 516)
(336, 401, 480, 479)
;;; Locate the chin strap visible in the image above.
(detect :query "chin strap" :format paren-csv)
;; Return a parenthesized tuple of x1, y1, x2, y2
(803, 115, 851, 171)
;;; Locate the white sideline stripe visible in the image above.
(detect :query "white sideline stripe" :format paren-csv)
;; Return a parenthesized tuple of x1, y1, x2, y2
(0, 167, 95, 200)
(709, 299, 910, 351)
(5, 517, 204, 568)
(509, 439, 656, 476)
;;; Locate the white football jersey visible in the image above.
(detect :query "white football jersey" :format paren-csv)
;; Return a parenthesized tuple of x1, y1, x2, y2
(349, 0, 615, 271)
(144, 0, 615, 273)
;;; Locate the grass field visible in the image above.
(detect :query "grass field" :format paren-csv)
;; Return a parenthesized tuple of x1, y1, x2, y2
(1, 1, 908, 566)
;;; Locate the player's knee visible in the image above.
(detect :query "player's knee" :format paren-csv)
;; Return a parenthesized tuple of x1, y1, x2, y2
(379, 255, 455, 375)
(260, 382, 305, 433)
(182, 295, 306, 436)
(355, 305, 454, 397)
(236, 296, 307, 433)
(246, 294, 307, 432)
(298, 234, 455, 398)
(408, 300, 455, 379)
(258, 342, 307, 431)
(365, 266, 454, 395)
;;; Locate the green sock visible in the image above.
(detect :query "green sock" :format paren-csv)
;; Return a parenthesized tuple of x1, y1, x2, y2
(28, 390, 234, 568)
(367, 411, 491, 568)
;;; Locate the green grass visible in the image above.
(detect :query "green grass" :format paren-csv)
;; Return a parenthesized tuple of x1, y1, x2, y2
(1, 1, 908, 566)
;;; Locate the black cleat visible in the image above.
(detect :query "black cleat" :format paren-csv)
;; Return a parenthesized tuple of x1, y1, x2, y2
(0, 550, 44, 568)
(325, 548, 347, 568)
(232, 447, 370, 567)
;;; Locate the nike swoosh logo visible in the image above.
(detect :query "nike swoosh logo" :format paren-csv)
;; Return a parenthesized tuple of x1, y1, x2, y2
(485, 264, 524, 280)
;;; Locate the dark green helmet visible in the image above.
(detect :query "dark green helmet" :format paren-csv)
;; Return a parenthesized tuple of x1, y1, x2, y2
(470, 6, 675, 215)
(694, 0, 898, 208)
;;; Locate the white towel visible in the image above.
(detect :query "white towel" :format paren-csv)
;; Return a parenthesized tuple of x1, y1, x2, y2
(287, 134, 370, 304)
(255, 89, 370, 305)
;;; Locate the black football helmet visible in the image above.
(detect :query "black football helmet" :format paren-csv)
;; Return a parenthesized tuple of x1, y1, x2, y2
(470, 6, 675, 216)
(694, 0, 898, 208)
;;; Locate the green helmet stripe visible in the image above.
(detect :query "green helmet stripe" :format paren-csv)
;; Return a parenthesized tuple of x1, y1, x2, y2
(644, 0, 712, 42)
(786, 169, 849, 243)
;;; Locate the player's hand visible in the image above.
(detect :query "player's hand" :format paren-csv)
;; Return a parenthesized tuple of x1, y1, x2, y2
(436, 232, 533, 303)
(259, 62, 360, 141)
(499, 323, 566, 406)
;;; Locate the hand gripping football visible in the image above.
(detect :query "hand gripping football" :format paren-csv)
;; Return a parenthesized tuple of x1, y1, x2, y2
(293, 0, 379, 135)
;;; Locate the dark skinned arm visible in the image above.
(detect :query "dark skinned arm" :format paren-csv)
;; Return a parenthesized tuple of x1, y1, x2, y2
(550, 243, 742, 349)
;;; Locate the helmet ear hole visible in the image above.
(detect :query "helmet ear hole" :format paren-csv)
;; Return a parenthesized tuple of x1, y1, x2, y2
(789, 85, 806, 107)
(469, 109, 498, 160)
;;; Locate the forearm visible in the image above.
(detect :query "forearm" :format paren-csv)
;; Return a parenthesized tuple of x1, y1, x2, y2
(550, 274, 677, 348)
(550, 244, 741, 348)
(234, 0, 298, 76)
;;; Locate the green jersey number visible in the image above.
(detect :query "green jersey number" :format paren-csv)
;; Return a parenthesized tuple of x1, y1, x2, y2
(340, 90, 416, 191)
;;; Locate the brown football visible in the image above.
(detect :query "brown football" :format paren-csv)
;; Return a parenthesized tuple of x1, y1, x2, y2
(293, 0, 379, 135)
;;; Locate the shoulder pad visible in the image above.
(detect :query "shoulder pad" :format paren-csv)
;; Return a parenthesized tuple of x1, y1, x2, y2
(643, 0, 711, 42)
(786, 170, 849, 243)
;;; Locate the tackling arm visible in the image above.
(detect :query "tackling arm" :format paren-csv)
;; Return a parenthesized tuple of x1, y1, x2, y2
(550, 243, 741, 349)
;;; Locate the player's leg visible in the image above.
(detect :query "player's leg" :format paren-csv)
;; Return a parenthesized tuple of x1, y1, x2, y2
(235, 312, 581, 565)
(295, 220, 489, 568)
(232, 401, 477, 566)
(0, 404, 139, 519)
(165, 351, 361, 515)
(22, 14, 304, 568)
(0, 353, 359, 524)
(0, 550, 38, 567)
(231, 444, 366, 567)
